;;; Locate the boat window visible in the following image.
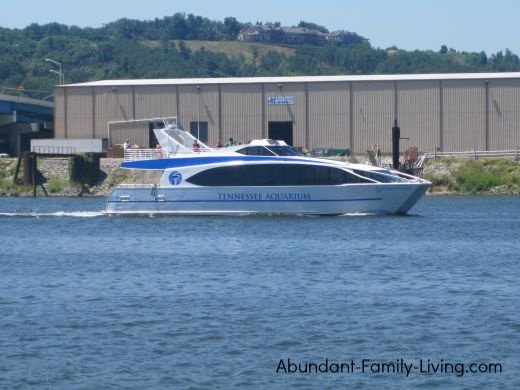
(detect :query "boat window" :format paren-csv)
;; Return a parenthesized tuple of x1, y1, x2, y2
(186, 164, 372, 186)
(265, 146, 303, 156)
(353, 169, 404, 183)
(236, 146, 276, 156)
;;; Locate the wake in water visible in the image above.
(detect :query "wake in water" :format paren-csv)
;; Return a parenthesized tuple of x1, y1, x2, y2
(0, 211, 105, 218)
(0, 210, 390, 218)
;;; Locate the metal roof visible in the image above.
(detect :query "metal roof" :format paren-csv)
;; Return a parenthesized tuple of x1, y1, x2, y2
(65, 72, 520, 87)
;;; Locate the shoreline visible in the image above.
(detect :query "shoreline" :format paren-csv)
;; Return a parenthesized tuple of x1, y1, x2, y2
(1, 156, 519, 197)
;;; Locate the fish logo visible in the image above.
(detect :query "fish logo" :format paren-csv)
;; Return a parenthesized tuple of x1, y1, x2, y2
(168, 171, 182, 185)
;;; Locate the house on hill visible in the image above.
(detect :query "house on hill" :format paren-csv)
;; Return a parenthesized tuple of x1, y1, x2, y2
(238, 24, 368, 46)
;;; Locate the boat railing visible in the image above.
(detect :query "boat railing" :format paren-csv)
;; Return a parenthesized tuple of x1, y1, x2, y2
(124, 149, 159, 161)
(124, 147, 213, 161)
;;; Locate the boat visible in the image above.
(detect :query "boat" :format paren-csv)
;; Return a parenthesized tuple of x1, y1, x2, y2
(106, 119, 431, 215)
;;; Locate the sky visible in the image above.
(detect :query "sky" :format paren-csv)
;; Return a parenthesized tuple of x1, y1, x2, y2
(1, 0, 519, 55)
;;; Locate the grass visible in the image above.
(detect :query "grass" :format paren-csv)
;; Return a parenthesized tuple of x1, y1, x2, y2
(47, 177, 65, 193)
(0, 177, 32, 196)
(139, 39, 296, 63)
(423, 173, 452, 188)
(448, 159, 520, 194)
(105, 168, 129, 187)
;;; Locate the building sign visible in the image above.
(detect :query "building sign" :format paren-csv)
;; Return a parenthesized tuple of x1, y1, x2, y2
(267, 96, 294, 105)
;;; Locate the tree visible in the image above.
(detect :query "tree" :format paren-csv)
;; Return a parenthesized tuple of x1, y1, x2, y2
(177, 40, 191, 60)
(98, 42, 114, 62)
(298, 21, 329, 33)
(167, 13, 189, 40)
(224, 17, 242, 40)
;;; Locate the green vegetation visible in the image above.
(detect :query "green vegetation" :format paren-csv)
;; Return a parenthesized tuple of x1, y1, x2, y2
(47, 177, 64, 193)
(1, 13, 519, 99)
(105, 168, 129, 187)
(0, 177, 31, 196)
(69, 154, 99, 186)
(0, 164, 13, 195)
(0, 163, 14, 195)
(450, 159, 520, 194)
(172, 40, 296, 63)
(424, 158, 520, 195)
(297, 21, 329, 34)
(424, 173, 452, 188)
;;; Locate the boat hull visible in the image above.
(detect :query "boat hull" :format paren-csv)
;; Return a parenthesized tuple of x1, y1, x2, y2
(106, 183, 430, 215)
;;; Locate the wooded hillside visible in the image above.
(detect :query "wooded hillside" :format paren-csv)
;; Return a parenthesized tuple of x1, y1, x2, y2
(1, 13, 519, 99)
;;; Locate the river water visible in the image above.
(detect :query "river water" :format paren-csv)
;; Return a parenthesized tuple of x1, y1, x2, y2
(0, 196, 519, 389)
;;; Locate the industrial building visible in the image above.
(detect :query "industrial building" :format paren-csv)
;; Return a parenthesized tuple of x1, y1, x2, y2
(54, 72, 520, 154)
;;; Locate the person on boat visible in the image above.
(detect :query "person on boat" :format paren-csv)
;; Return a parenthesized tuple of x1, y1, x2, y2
(214, 139, 223, 148)
(155, 143, 163, 158)
(225, 137, 234, 147)
(123, 139, 130, 150)
(192, 139, 201, 152)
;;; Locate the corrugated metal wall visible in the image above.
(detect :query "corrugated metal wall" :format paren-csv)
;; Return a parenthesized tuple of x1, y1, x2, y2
(489, 79, 520, 150)
(177, 85, 219, 146)
(397, 81, 440, 153)
(264, 83, 306, 147)
(56, 77, 520, 153)
(443, 80, 486, 151)
(221, 84, 263, 145)
(308, 82, 350, 149)
(352, 81, 394, 153)
(65, 87, 94, 138)
(53, 87, 65, 138)
(134, 85, 177, 119)
(94, 86, 133, 139)
(109, 122, 150, 148)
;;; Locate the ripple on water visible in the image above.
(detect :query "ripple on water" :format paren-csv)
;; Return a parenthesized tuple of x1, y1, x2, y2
(0, 196, 519, 389)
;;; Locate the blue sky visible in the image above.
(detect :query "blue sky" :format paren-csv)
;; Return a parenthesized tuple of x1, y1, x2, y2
(2, 0, 519, 55)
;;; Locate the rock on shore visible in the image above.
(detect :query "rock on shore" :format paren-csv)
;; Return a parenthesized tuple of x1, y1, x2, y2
(0, 158, 150, 197)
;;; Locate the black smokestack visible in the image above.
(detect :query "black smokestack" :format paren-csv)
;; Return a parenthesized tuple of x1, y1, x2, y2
(392, 119, 400, 170)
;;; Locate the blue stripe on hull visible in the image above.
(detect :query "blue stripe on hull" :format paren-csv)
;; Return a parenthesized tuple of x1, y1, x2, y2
(121, 156, 337, 170)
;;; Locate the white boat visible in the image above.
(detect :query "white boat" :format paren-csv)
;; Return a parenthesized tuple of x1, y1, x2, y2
(106, 120, 431, 215)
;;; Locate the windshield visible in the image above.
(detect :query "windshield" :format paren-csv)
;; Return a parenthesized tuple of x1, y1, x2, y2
(236, 146, 276, 156)
(265, 146, 303, 156)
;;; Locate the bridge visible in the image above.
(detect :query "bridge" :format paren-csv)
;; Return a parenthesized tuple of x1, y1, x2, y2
(0, 94, 53, 156)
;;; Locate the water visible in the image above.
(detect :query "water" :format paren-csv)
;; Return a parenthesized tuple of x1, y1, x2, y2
(0, 196, 519, 389)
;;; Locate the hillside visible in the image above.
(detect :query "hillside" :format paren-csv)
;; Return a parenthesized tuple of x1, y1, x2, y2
(139, 39, 296, 63)
(1, 13, 519, 99)
(174, 40, 296, 63)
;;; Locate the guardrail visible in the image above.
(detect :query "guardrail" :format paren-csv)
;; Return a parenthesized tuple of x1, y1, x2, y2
(425, 149, 520, 160)
(32, 146, 76, 155)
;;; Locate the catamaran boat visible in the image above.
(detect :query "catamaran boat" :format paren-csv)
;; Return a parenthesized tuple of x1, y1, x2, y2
(106, 119, 431, 215)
